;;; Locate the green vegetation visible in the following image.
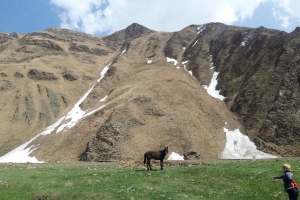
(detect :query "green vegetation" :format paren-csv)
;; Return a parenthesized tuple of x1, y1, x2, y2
(0, 158, 299, 199)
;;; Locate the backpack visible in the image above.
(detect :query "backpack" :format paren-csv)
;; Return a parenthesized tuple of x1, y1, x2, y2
(292, 180, 299, 189)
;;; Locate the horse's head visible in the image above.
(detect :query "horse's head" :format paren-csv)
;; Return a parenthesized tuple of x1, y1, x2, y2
(164, 146, 168, 154)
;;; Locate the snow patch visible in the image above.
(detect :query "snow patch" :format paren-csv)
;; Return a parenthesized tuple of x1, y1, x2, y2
(84, 105, 105, 117)
(203, 72, 225, 100)
(100, 95, 108, 102)
(97, 62, 112, 82)
(56, 86, 96, 133)
(221, 128, 277, 159)
(192, 39, 198, 47)
(0, 135, 43, 163)
(167, 152, 184, 160)
(197, 24, 206, 34)
(166, 57, 178, 66)
(240, 32, 255, 47)
(120, 49, 126, 56)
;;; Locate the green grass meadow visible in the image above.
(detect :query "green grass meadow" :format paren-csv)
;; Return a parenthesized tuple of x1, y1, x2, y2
(0, 158, 299, 199)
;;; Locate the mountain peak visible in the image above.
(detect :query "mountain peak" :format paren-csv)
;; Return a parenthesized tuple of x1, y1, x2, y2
(103, 23, 154, 49)
(124, 23, 153, 39)
(126, 22, 146, 29)
(293, 26, 300, 32)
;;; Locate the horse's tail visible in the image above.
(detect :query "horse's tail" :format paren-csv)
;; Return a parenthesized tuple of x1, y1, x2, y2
(143, 152, 147, 165)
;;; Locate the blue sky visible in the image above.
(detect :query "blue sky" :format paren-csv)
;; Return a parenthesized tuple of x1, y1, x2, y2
(0, 0, 299, 36)
(0, 0, 59, 34)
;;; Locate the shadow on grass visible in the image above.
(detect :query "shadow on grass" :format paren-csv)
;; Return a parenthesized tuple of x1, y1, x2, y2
(135, 169, 159, 171)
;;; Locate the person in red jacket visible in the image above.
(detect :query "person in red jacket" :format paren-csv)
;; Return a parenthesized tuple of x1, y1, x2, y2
(273, 164, 299, 200)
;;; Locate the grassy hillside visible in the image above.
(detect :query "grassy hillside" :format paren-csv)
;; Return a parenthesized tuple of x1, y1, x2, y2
(1, 158, 299, 199)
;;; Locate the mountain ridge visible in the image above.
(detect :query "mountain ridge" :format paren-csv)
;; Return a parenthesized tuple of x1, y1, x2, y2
(0, 22, 299, 162)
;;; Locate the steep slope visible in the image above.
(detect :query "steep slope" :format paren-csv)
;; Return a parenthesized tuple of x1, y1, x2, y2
(0, 22, 299, 162)
(183, 23, 300, 157)
(0, 29, 117, 156)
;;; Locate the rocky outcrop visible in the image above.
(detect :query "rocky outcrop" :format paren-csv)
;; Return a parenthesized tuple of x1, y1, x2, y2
(14, 72, 24, 79)
(0, 72, 7, 77)
(164, 25, 198, 59)
(69, 42, 109, 56)
(0, 32, 9, 43)
(46, 87, 61, 117)
(83, 76, 95, 81)
(62, 71, 78, 81)
(79, 109, 144, 161)
(69, 43, 92, 53)
(22, 93, 35, 125)
(143, 108, 165, 116)
(0, 80, 14, 91)
(39, 99, 52, 125)
(0, 33, 9, 52)
(28, 69, 58, 81)
(91, 48, 109, 56)
(9, 32, 18, 38)
(25, 32, 71, 42)
(44, 28, 102, 43)
(19, 39, 63, 51)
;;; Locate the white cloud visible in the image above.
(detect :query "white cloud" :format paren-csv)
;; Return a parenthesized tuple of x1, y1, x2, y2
(49, 0, 300, 35)
(272, 0, 300, 18)
(50, 0, 111, 34)
(272, 0, 300, 29)
(272, 8, 290, 28)
(102, 0, 268, 33)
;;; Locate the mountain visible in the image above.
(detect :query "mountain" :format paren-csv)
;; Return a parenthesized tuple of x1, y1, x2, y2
(0, 22, 299, 162)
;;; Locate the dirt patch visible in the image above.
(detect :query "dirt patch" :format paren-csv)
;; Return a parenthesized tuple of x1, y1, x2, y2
(117, 160, 214, 169)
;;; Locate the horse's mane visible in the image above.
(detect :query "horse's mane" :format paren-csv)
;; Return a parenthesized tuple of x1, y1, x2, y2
(159, 149, 166, 154)
(159, 147, 168, 157)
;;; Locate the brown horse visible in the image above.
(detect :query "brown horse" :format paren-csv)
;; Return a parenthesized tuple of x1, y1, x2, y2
(144, 147, 168, 171)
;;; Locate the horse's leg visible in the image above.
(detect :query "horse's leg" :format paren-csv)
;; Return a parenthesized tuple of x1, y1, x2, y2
(146, 158, 149, 170)
(148, 158, 152, 170)
(145, 157, 148, 170)
(144, 153, 147, 165)
(160, 159, 164, 170)
(146, 157, 149, 170)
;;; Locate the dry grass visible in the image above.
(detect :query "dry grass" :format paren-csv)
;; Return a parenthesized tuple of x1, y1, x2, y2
(0, 27, 242, 162)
